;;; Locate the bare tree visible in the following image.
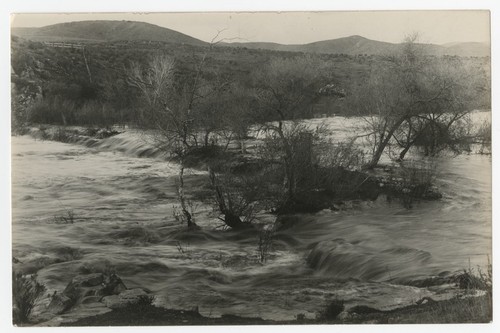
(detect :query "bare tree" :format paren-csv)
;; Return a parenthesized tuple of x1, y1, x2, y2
(127, 54, 201, 229)
(223, 83, 257, 154)
(253, 55, 332, 204)
(126, 32, 235, 229)
(354, 35, 488, 168)
(127, 54, 175, 124)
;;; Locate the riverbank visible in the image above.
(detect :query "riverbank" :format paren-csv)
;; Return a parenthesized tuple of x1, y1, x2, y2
(65, 294, 491, 326)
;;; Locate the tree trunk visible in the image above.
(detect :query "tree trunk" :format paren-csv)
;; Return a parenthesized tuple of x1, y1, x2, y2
(178, 164, 198, 229)
(364, 117, 406, 169)
(204, 130, 211, 147)
(81, 47, 92, 83)
(276, 121, 296, 201)
(61, 111, 67, 126)
(239, 139, 246, 154)
(398, 144, 412, 161)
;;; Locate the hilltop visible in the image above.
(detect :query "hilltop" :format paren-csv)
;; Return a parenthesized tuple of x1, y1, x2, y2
(11, 20, 206, 46)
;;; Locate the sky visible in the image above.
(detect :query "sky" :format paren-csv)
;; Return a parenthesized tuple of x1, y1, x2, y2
(10, 11, 490, 45)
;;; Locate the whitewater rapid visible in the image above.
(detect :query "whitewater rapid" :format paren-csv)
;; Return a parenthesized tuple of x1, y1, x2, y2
(11, 115, 491, 321)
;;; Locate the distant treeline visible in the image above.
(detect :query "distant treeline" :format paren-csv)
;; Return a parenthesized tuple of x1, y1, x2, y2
(9, 36, 385, 129)
(11, 36, 490, 131)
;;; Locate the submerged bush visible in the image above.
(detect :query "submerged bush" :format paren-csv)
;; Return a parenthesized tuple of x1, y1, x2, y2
(53, 210, 76, 224)
(12, 272, 46, 325)
(384, 160, 440, 208)
(207, 166, 262, 230)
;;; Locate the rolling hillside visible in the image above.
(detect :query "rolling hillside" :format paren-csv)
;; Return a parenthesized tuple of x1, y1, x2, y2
(223, 35, 489, 57)
(11, 20, 207, 46)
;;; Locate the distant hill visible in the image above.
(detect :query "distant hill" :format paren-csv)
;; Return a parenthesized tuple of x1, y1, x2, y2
(12, 20, 489, 57)
(298, 35, 399, 55)
(222, 35, 490, 57)
(11, 20, 207, 46)
(436, 42, 490, 57)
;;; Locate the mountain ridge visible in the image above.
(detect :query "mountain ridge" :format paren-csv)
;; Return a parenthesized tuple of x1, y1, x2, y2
(11, 20, 490, 57)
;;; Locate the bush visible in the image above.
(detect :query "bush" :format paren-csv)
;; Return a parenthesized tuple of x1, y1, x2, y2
(29, 97, 77, 125)
(455, 263, 492, 295)
(12, 272, 46, 325)
(317, 139, 366, 171)
(476, 120, 491, 154)
(398, 160, 438, 208)
(208, 168, 257, 230)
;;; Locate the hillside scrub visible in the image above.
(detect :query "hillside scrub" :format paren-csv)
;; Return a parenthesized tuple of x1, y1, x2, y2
(10, 36, 372, 132)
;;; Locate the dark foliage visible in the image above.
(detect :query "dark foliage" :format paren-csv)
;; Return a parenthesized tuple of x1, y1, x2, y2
(12, 272, 46, 324)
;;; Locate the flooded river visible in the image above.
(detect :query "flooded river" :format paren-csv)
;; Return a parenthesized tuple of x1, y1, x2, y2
(11, 115, 491, 321)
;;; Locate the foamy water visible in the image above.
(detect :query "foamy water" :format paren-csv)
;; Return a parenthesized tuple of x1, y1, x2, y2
(11, 114, 491, 321)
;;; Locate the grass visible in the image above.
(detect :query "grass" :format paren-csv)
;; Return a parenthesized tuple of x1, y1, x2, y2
(12, 272, 46, 325)
(348, 295, 492, 324)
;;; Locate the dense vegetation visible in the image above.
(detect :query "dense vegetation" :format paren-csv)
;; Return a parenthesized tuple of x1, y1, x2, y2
(11, 34, 491, 227)
(10, 35, 376, 129)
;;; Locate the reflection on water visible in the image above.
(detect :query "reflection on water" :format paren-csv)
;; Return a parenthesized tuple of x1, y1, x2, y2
(11, 115, 491, 321)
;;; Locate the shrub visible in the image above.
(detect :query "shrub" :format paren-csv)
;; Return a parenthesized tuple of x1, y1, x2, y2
(173, 203, 197, 227)
(455, 263, 492, 295)
(29, 97, 77, 125)
(317, 139, 366, 171)
(175, 241, 191, 256)
(476, 120, 491, 154)
(392, 160, 439, 208)
(12, 272, 46, 325)
(207, 167, 259, 230)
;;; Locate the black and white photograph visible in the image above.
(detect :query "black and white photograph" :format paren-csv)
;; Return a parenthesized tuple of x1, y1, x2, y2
(6, 3, 496, 330)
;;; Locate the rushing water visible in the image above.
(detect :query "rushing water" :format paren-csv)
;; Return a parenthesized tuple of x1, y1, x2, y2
(11, 115, 491, 321)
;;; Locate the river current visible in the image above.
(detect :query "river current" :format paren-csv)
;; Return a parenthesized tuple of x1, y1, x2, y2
(11, 115, 491, 321)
